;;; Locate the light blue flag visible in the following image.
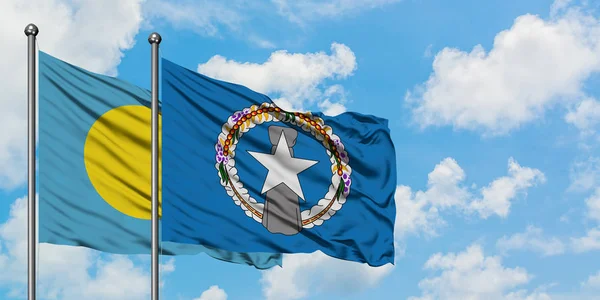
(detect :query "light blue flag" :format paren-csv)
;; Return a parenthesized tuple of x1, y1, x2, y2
(161, 58, 397, 266)
(38, 51, 282, 269)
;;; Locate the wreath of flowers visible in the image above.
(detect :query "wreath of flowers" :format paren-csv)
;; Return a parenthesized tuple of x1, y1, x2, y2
(214, 102, 352, 228)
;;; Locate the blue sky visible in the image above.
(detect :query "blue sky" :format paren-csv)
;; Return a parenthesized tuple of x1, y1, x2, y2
(1, 0, 600, 299)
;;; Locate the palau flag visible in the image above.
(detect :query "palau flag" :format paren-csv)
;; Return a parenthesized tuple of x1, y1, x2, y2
(38, 51, 282, 269)
(161, 58, 397, 266)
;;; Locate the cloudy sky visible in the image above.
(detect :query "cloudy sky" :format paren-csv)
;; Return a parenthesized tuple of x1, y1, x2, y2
(1, 0, 600, 299)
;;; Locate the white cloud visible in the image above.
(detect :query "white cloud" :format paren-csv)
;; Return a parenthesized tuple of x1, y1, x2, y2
(585, 188, 600, 222)
(570, 188, 600, 253)
(160, 257, 176, 273)
(0, 196, 173, 300)
(260, 251, 393, 300)
(77, 256, 150, 300)
(406, 5, 600, 135)
(496, 226, 566, 257)
(0, 0, 145, 189)
(143, 0, 397, 47)
(408, 244, 543, 300)
(581, 270, 600, 290)
(247, 35, 277, 49)
(571, 228, 600, 253)
(394, 185, 445, 238)
(550, 0, 574, 17)
(272, 0, 401, 25)
(565, 98, 600, 136)
(420, 157, 471, 209)
(143, 0, 243, 37)
(569, 157, 600, 192)
(468, 158, 546, 219)
(197, 43, 357, 113)
(194, 285, 228, 300)
(423, 44, 434, 58)
(317, 85, 348, 116)
(394, 158, 468, 238)
(318, 99, 347, 116)
(396, 157, 545, 238)
(143, 0, 399, 48)
(504, 289, 553, 300)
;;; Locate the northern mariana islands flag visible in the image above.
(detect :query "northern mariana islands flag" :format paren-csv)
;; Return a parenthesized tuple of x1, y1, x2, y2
(161, 58, 397, 266)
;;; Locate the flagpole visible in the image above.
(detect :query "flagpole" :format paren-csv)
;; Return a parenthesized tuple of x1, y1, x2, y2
(148, 32, 162, 300)
(24, 23, 38, 300)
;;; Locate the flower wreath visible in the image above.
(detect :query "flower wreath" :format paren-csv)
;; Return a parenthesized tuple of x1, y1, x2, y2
(214, 102, 352, 228)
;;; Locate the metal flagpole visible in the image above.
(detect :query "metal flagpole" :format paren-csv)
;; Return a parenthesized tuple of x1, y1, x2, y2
(148, 32, 162, 300)
(24, 23, 39, 300)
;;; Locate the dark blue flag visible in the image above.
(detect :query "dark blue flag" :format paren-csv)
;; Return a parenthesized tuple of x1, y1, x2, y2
(161, 58, 397, 266)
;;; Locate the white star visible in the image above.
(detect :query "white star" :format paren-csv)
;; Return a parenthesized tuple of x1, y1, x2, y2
(248, 131, 317, 201)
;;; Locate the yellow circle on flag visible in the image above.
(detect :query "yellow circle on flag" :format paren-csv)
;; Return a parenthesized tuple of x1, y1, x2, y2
(84, 105, 161, 220)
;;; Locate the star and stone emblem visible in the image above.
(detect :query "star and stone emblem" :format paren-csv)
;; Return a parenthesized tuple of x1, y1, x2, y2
(214, 103, 353, 235)
(248, 126, 317, 235)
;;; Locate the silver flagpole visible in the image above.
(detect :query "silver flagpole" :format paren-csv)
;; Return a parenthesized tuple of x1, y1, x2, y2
(24, 23, 38, 300)
(148, 32, 162, 300)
